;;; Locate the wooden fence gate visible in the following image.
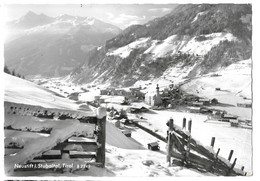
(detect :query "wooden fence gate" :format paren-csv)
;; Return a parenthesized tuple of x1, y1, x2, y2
(166, 118, 247, 176)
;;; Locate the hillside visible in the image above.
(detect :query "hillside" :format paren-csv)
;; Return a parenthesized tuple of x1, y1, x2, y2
(4, 74, 210, 177)
(70, 4, 252, 87)
(4, 11, 121, 77)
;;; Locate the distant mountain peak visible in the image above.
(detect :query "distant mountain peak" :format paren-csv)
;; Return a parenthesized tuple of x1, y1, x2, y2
(10, 11, 54, 29)
(23, 11, 51, 20)
(25, 10, 37, 16)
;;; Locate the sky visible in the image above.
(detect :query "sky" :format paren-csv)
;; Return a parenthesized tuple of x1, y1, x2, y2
(4, 4, 178, 29)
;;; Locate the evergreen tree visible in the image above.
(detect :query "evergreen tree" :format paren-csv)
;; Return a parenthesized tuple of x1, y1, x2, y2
(4, 65, 11, 74)
(11, 69, 16, 76)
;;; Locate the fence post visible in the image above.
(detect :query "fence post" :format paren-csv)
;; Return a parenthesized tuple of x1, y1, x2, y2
(230, 158, 237, 170)
(188, 119, 192, 133)
(241, 166, 244, 171)
(210, 137, 216, 148)
(227, 158, 237, 176)
(96, 107, 107, 167)
(185, 119, 192, 165)
(182, 117, 186, 129)
(210, 148, 220, 173)
(228, 150, 234, 161)
(167, 118, 174, 166)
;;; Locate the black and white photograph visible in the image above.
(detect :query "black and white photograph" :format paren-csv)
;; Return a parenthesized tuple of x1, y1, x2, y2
(1, 0, 257, 178)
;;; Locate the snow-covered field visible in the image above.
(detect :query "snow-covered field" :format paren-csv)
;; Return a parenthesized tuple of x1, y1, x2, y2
(181, 59, 252, 120)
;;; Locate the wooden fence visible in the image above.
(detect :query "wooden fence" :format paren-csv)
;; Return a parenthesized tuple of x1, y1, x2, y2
(166, 118, 247, 176)
(4, 101, 106, 174)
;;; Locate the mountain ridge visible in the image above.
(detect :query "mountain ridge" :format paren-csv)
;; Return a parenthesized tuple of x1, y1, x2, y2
(4, 11, 121, 78)
(69, 4, 252, 87)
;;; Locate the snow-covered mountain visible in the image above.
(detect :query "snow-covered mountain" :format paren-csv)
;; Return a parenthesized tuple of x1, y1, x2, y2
(70, 4, 252, 87)
(4, 11, 121, 77)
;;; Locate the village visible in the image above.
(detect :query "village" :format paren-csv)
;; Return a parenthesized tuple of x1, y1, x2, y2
(63, 82, 252, 129)
(37, 78, 252, 175)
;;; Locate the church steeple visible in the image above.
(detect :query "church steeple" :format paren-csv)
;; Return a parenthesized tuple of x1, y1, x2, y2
(156, 84, 159, 96)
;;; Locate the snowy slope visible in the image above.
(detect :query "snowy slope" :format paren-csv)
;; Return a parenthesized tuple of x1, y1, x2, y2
(4, 73, 80, 110)
(106, 32, 236, 59)
(181, 59, 252, 102)
(107, 37, 151, 58)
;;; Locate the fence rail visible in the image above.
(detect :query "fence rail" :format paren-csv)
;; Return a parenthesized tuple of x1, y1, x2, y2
(166, 118, 247, 176)
(4, 101, 106, 174)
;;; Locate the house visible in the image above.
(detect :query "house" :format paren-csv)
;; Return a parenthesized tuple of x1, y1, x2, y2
(218, 119, 230, 122)
(211, 98, 218, 104)
(122, 130, 132, 137)
(109, 88, 116, 96)
(117, 89, 127, 96)
(230, 119, 239, 127)
(99, 98, 105, 103)
(199, 99, 211, 105)
(222, 114, 238, 120)
(100, 89, 109, 95)
(237, 103, 252, 108)
(129, 106, 149, 113)
(94, 96, 101, 101)
(145, 84, 163, 106)
(200, 107, 213, 114)
(190, 102, 204, 107)
(147, 142, 160, 151)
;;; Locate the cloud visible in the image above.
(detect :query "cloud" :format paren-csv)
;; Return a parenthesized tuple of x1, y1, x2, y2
(109, 13, 146, 28)
(148, 8, 172, 12)
(106, 12, 114, 19)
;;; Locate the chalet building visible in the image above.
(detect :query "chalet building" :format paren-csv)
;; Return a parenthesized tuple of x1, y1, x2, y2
(145, 84, 163, 106)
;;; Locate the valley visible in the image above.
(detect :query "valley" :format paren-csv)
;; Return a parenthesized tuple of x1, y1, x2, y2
(3, 3, 253, 178)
